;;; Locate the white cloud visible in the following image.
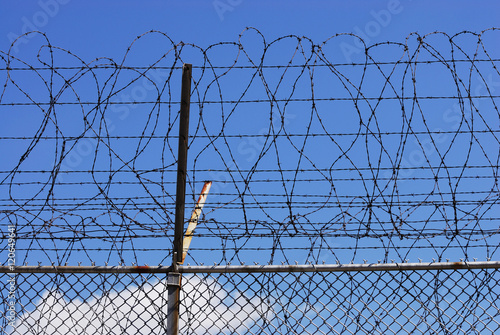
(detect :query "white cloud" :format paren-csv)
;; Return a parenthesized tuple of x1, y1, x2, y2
(11, 276, 271, 335)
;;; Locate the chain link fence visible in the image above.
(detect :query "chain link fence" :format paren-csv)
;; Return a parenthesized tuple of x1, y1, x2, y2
(1, 263, 499, 334)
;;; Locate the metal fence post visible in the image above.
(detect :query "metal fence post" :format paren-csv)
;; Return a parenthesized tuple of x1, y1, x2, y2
(169, 63, 192, 335)
(167, 262, 182, 335)
(174, 63, 192, 264)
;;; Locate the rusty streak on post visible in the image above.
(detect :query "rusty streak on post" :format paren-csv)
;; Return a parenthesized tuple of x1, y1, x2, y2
(173, 63, 192, 265)
(181, 181, 212, 264)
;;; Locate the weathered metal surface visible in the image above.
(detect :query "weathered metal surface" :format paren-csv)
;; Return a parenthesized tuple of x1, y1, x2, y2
(167, 272, 182, 335)
(1, 261, 498, 274)
(173, 63, 192, 265)
(181, 180, 212, 264)
(177, 260, 500, 273)
(0, 265, 172, 273)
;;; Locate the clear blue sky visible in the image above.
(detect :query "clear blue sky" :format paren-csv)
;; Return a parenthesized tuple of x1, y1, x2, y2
(2, 0, 499, 59)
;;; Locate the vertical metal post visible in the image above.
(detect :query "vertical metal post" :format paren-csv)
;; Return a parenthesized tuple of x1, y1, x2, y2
(174, 63, 192, 264)
(167, 268, 181, 335)
(169, 63, 191, 335)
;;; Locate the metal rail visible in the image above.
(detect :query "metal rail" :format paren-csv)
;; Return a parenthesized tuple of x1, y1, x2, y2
(1, 261, 498, 274)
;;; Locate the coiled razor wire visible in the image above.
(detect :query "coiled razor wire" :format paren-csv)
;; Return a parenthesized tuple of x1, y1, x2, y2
(0, 28, 499, 267)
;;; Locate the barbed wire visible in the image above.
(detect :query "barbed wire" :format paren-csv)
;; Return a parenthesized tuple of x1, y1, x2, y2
(0, 28, 499, 266)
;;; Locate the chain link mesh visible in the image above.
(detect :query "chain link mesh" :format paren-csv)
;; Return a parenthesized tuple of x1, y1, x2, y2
(180, 269, 500, 334)
(1, 268, 498, 334)
(2, 273, 168, 334)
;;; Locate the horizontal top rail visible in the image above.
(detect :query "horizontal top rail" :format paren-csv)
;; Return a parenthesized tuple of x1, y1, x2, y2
(1, 261, 498, 274)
